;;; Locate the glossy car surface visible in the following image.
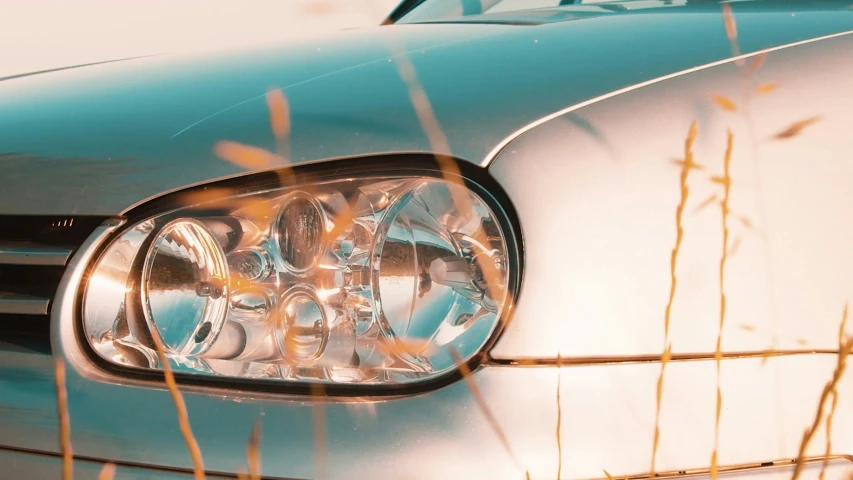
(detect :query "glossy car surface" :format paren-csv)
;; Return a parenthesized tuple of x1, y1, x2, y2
(1, 0, 853, 478)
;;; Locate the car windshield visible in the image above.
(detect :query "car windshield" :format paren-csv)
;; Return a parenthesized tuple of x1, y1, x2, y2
(395, 0, 677, 24)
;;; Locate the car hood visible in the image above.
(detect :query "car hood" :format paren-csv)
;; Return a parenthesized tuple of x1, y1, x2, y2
(2, 1, 853, 215)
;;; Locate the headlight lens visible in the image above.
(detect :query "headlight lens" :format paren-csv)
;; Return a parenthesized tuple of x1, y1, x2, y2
(82, 172, 516, 387)
(142, 219, 230, 357)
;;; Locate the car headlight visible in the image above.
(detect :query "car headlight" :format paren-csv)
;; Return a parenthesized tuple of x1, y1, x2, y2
(81, 162, 519, 389)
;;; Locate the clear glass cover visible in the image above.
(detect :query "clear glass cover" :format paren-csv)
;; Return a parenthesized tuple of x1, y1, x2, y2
(141, 219, 230, 356)
(83, 175, 513, 386)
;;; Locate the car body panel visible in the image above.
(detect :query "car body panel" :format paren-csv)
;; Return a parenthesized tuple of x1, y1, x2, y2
(2, 347, 853, 478)
(490, 29, 853, 359)
(3, 1, 853, 478)
(2, 449, 850, 480)
(1, 3, 852, 215)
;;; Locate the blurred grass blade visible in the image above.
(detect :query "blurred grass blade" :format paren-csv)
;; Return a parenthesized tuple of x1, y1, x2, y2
(266, 88, 290, 142)
(773, 116, 821, 140)
(97, 463, 116, 480)
(819, 304, 849, 480)
(651, 121, 698, 477)
(736, 214, 754, 231)
(792, 304, 852, 480)
(556, 353, 563, 480)
(755, 82, 779, 95)
(818, 390, 839, 480)
(710, 130, 735, 480)
(721, 3, 742, 64)
(694, 194, 719, 213)
(266, 88, 291, 159)
(214, 141, 282, 169)
(150, 332, 205, 480)
(728, 235, 742, 257)
(383, 34, 470, 212)
(750, 52, 767, 71)
(54, 359, 73, 480)
(311, 384, 328, 480)
(248, 420, 262, 480)
(384, 35, 510, 308)
(711, 95, 737, 112)
(449, 347, 527, 476)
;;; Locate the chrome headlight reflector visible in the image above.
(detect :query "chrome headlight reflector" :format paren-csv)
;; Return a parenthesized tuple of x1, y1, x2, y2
(82, 167, 518, 388)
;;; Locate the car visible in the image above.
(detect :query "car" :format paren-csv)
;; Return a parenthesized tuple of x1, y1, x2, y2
(2, 0, 853, 478)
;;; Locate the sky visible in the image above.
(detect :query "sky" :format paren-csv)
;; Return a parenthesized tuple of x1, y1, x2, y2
(1, 0, 401, 78)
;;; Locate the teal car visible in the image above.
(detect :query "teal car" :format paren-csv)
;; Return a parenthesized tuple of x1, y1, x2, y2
(2, 0, 853, 478)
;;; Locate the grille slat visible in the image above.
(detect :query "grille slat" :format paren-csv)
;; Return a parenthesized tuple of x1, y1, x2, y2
(0, 215, 108, 353)
(0, 241, 74, 266)
(0, 292, 50, 315)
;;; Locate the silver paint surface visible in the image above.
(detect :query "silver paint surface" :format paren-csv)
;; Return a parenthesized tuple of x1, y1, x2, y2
(490, 31, 853, 359)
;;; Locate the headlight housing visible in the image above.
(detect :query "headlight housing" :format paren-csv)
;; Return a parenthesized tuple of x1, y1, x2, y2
(81, 160, 519, 390)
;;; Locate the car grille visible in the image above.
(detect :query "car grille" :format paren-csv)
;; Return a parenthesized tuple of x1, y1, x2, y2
(0, 216, 108, 353)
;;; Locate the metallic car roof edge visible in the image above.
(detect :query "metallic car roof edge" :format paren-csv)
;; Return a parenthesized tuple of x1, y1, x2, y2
(480, 28, 853, 167)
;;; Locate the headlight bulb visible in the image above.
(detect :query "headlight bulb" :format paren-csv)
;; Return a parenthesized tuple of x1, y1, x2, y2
(276, 288, 328, 363)
(140, 219, 230, 356)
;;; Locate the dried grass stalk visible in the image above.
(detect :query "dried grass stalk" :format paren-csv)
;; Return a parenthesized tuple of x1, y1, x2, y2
(54, 359, 73, 480)
(150, 333, 205, 480)
(711, 95, 738, 112)
(650, 121, 698, 476)
(817, 304, 849, 480)
(710, 130, 734, 480)
(247, 420, 262, 480)
(721, 3, 742, 65)
(310, 383, 328, 480)
(556, 353, 563, 480)
(449, 348, 527, 476)
(97, 463, 116, 480)
(792, 304, 852, 480)
(773, 117, 821, 140)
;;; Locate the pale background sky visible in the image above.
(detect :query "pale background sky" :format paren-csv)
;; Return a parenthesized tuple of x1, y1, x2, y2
(1, 0, 401, 78)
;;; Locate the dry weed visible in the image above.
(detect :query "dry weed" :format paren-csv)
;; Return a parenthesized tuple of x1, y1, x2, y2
(792, 305, 853, 480)
(818, 305, 849, 480)
(650, 121, 699, 476)
(54, 359, 73, 480)
(772, 117, 822, 140)
(97, 464, 116, 480)
(709, 130, 734, 480)
(310, 384, 328, 480)
(711, 95, 737, 112)
(556, 353, 563, 480)
(149, 332, 205, 480)
(247, 420, 262, 480)
(449, 348, 528, 476)
(755, 83, 779, 94)
(721, 3, 742, 65)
